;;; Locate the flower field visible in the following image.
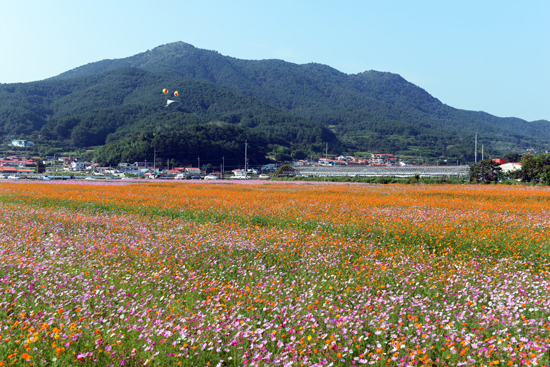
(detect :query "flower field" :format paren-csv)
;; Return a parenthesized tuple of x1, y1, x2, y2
(0, 181, 550, 366)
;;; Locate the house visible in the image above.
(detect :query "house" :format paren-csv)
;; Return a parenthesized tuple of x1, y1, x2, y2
(0, 167, 18, 174)
(492, 158, 506, 165)
(318, 158, 335, 166)
(186, 167, 201, 175)
(71, 161, 86, 171)
(133, 161, 155, 169)
(144, 169, 161, 178)
(373, 154, 394, 159)
(20, 160, 36, 168)
(165, 169, 182, 176)
(0, 157, 35, 167)
(500, 162, 522, 174)
(337, 156, 356, 162)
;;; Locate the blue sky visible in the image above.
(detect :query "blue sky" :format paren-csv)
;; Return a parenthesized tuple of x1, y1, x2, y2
(1, 0, 548, 121)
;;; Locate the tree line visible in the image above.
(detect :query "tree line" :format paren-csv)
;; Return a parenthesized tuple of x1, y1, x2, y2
(470, 153, 550, 184)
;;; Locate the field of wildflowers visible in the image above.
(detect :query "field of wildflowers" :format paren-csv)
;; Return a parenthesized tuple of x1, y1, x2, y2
(0, 181, 549, 366)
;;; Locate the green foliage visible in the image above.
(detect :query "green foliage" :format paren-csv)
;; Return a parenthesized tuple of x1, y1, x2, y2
(2, 41, 550, 162)
(0, 68, 339, 164)
(50, 42, 550, 159)
(519, 153, 550, 183)
(93, 124, 270, 168)
(36, 159, 46, 173)
(470, 159, 502, 183)
(504, 152, 521, 163)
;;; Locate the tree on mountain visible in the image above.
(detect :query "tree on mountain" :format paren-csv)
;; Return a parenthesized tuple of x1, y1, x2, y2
(274, 153, 293, 163)
(503, 152, 521, 163)
(291, 150, 308, 160)
(3, 44, 550, 159)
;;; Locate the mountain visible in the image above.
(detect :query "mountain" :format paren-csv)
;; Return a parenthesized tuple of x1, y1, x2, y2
(0, 67, 338, 167)
(1, 41, 549, 165)
(51, 42, 550, 159)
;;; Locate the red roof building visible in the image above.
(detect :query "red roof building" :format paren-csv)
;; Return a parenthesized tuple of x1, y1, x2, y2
(0, 167, 17, 172)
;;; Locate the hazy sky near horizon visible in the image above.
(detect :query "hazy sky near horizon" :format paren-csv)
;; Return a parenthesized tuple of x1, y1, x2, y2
(1, 0, 548, 121)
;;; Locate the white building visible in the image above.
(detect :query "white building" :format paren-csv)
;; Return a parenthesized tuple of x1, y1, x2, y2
(70, 161, 86, 171)
(499, 162, 522, 174)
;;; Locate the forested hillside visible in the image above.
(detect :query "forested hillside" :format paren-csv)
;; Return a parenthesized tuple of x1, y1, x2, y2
(93, 123, 270, 168)
(0, 67, 338, 166)
(1, 41, 549, 165)
(52, 41, 550, 160)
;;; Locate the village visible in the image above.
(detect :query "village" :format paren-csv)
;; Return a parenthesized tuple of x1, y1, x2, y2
(0, 152, 523, 180)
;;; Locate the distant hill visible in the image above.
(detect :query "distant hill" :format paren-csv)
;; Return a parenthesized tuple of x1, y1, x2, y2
(51, 42, 550, 160)
(1, 41, 549, 165)
(0, 67, 338, 166)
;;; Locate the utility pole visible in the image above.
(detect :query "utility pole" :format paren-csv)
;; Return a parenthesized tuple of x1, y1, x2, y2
(325, 143, 328, 161)
(197, 157, 200, 172)
(481, 145, 484, 161)
(153, 150, 156, 171)
(222, 156, 225, 178)
(475, 133, 478, 163)
(244, 140, 248, 176)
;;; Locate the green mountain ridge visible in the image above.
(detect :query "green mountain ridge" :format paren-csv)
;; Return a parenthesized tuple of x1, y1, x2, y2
(1, 67, 338, 166)
(51, 42, 550, 158)
(1, 41, 549, 165)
